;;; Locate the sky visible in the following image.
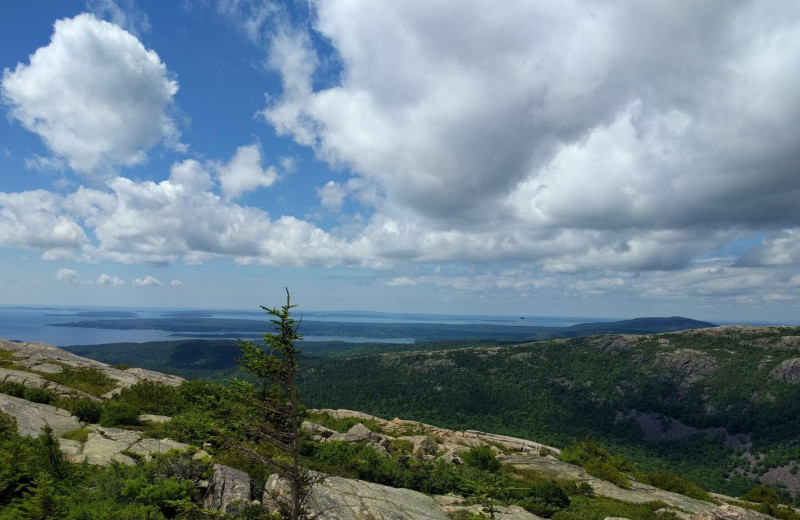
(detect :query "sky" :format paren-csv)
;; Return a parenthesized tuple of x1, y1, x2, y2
(1, 0, 800, 323)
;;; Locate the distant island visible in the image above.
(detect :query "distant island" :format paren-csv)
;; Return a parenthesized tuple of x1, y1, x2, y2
(53, 315, 715, 342)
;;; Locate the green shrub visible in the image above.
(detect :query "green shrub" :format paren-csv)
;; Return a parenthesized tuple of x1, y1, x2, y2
(22, 387, 57, 405)
(61, 428, 92, 443)
(151, 411, 215, 445)
(101, 402, 142, 427)
(70, 398, 103, 424)
(643, 470, 714, 502)
(519, 479, 571, 517)
(0, 380, 26, 398)
(0, 411, 17, 438)
(305, 412, 384, 434)
(741, 485, 782, 504)
(115, 381, 181, 416)
(462, 445, 501, 473)
(558, 440, 635, 489)
(43, 366, 116, 396)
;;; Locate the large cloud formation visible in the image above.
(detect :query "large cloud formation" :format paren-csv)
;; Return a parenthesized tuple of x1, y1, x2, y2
(1, 13, 181, 173)
(264, 1, 800, 256)
(2, 2, 800, 312)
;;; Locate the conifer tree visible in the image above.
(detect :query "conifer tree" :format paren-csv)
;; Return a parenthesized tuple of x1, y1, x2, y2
(230, 289, 315, 520)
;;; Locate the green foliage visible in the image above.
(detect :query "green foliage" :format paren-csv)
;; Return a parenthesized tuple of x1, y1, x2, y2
(0, 410, 17, 437)
(35, 426, 69, 479)
(304, 411, 384, 434)
(152, 411, 216, 446)
(14, 471, 65, 520)
(559, 440, 634, 489)
(307, 440, 460, 495)
(0, 380, 27, 398)
(22, 387, 58, 405)
(517, 480, 571, 518)
(60, 428, 92, 443)
(641, 470, 714, 502)
(42, 366, 116, 396)
(100, 401, 142, 427)
(115, 381, 182, 416)
(461, 445, 501, 473)
(740, 484, 782, 504)
(552, 496, 674, 520)
(68, 398, 103, 424)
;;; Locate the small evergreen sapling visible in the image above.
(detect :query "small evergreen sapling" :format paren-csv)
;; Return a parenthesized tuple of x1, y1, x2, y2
(229, 289, 317, 520)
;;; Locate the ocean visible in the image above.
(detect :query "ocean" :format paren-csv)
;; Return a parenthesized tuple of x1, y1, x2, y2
(0, 305, 602, 347)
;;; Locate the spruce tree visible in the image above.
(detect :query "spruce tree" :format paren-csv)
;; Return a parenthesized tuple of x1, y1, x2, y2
(230, 289, 315, 520)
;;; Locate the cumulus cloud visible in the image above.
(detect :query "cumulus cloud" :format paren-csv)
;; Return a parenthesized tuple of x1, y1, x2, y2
(213, 143, 277, 200)
(87, 0, 151, 36)
(0, 191, 87, 249)
(1, 13, 181, 173)
(170, 279, 183, 286)
(134, 275, 163, 286)
(55, 268, 79, 284)
(257, 0, 800, 266)
(96, 273, 124, 285)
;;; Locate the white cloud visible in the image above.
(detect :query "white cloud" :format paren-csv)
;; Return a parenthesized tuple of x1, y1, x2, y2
(96, 273, 124, 285)
(55, 268, 79, 284)
(258, 1, 800, 256)
(0, 191, 87, 249)
(1, 13, 181, 173)
(170, 279, 183, 286)
(213, 143, 277, 200)
(134, 275, 163, 286)
(86, 0, 151, 36)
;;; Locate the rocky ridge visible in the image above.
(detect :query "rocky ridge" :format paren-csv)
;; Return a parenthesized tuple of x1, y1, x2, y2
(0, 337, 793, 519)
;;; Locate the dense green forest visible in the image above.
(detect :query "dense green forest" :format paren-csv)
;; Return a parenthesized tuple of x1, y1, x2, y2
(297, 327, 800, 497)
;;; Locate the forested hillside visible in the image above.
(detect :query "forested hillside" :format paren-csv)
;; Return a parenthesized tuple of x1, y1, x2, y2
(298, 326, 800, 499)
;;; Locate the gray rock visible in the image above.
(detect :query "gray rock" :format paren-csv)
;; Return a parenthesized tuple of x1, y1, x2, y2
(140, 414, 172, 424)
(303, 420, 337, 440)
(0, 393, 82, 437)
(204, 464, 251, 514)
(770, 357, 800, 384)
(74, 431, 141, 466)
(398, 435, 438, 457)
(266, 473, 452, 520)
(691, 505, 777, 519)
(28, 363, 63, 374)
(0, 367, 95, 399)
(129, 438, 189, 460)
(341, 422, 376, 442)
(0, 338, 184, 400)
(503, 454, 717, 515)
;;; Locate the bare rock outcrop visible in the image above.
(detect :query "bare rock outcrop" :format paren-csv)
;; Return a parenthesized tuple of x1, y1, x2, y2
(0, 367, 97, 399)
(0, 393, 81, 437)
(0, 338, 184, 399)
(692, 504, 777, 519)
(265, 473, 453, 520)
(203, 464, 251, 514)
(770, 357, 800, 384)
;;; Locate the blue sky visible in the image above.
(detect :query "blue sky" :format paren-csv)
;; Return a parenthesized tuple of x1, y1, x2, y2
(2, 0, 800, 323)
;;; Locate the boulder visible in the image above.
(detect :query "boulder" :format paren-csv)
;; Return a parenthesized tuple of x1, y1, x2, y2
(0, 393, 82, 437)
(691, 505, 777, 519)
(265, 473, 452, 520)
(397, 435, 438, 457)
(65, 426, 192, 466)
(140, 414, 172, 424)
(770, 358, 800, 384)
(203, 464, 251, 514)
(303, 420, 337, 441)
(74, 431, 139, 466)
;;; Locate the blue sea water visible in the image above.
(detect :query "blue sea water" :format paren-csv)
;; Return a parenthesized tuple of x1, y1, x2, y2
(0, 305, 601, 347)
